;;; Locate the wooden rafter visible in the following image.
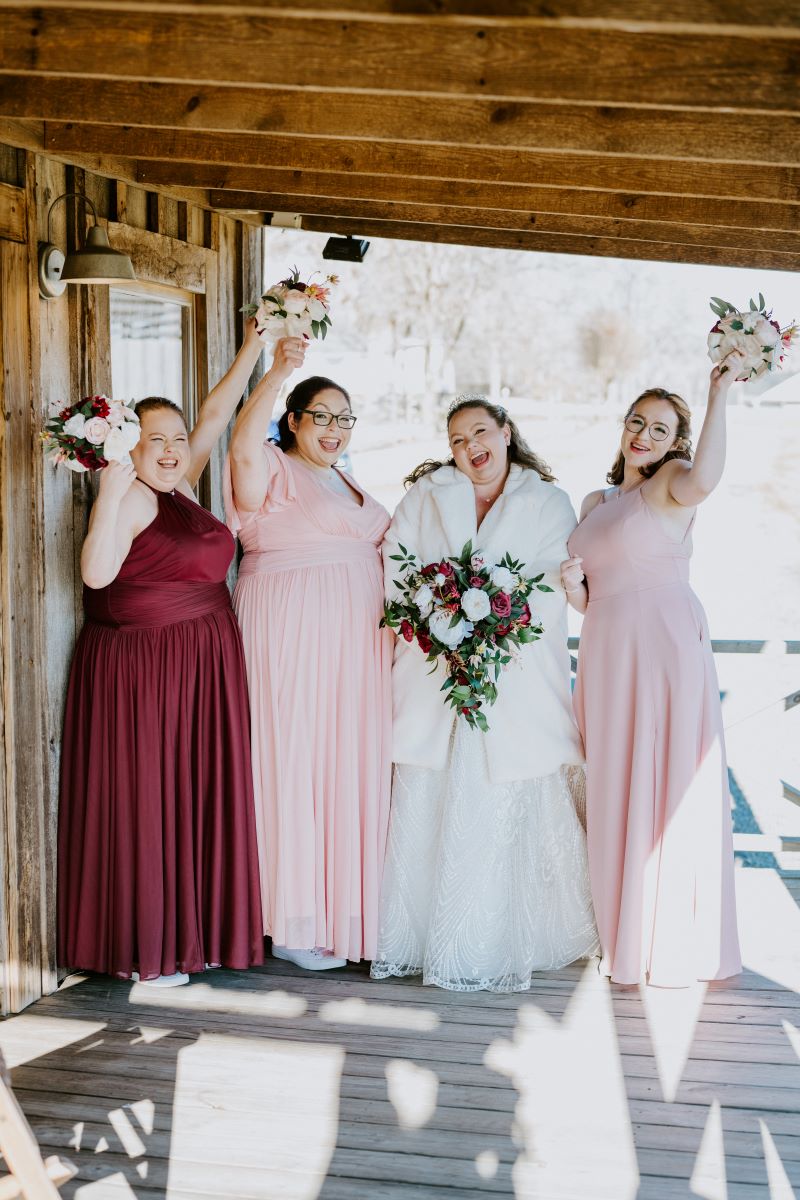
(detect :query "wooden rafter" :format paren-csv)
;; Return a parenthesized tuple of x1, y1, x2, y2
(0, 1, 797, 269)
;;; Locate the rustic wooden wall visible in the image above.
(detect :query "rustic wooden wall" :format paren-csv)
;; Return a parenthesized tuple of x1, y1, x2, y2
(0, 142, 263, 1012)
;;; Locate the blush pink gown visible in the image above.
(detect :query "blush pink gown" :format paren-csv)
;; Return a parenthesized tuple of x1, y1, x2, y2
(224, 443, 393, 961)
(569, 487, 741, 987)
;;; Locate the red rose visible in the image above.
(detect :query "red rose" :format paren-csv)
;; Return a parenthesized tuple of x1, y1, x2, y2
(437, 562, 454, 578)
(469, 576, 485, 588)
(518, 604, 531, 627)
(400, 619, 414, 642)
(491, 592, 512, 617)
(421, 563, 439, 577)
(417, 631, 432, 653)
(495, 623, 510, 637)
(91, 396, 110, 418)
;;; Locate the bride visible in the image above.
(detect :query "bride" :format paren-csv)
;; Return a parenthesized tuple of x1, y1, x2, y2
(371, 396, 598, 993)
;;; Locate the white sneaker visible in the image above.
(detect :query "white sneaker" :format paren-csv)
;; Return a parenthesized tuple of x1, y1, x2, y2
(272, 946, 347, 971)
(130, 971, 190, 988)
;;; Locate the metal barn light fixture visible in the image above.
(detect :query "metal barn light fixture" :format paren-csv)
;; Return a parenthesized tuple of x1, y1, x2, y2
(38, 192, 136, 299)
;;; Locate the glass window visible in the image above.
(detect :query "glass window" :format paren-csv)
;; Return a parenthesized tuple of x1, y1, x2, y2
(110, 289, 196, 422)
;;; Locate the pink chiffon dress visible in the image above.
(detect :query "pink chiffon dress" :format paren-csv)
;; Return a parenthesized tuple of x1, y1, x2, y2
(568, 486, 741, 987)
(224, 443, 393, 961)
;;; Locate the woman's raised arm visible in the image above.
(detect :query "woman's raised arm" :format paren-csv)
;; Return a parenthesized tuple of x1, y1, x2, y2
(185, 319, 264, 488)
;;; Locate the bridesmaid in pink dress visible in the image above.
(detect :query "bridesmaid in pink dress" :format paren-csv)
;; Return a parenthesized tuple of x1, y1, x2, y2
(225, 338, 393, 970)
(562, 361, 743, 987)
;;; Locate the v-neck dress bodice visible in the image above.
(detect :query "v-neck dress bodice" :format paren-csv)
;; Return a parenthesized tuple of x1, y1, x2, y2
(224, 442, 393, 960)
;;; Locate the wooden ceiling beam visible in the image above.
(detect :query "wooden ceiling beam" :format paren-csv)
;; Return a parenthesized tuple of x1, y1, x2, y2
(45, 124, 800, 206)
(135, 164, 800, 234)
(3, 75, 798, 166)
(2, 7, 798, 109)
(3, 1, 800, 27)
(207, 191, 800, 254)
(296, 213, 800, 270)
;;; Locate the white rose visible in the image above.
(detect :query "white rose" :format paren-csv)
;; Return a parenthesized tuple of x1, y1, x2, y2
(102, 427, 129, 463)
(413, 583, 434, 616)
(470, 550, 495, 573)
(284, 313, 313, 339)
(259, 314, 287, 342)
(256, 301, 281, 329)
(106, 401, 126, 428)
(753, 316, 780, 348)
(461, 587, 491, 621)
(428, 608, 468, 649)
(63, 456, 88, 473)
(490, 565, 515, 591)
(63, 413, 86, 437)
(118, 421, 141, 452)
(306, 297, 327, 321)
(282, 289, 309, 315)
(83, 416, 110, 445)
(122, 402, 139, 422)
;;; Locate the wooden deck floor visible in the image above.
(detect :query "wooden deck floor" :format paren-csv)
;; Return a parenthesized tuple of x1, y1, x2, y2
(0, 867, 798, 1200)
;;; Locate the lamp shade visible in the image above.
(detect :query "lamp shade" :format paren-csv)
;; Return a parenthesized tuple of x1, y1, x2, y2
(61, 225, 136, 284)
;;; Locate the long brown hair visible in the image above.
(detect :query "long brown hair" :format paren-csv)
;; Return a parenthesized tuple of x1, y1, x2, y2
(606, 387, 693, 486)
(405, 396, 555, 488)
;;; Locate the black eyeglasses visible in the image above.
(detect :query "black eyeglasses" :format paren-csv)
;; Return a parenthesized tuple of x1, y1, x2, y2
(625, 415, 672, 442)
(293, 409, 357, 430)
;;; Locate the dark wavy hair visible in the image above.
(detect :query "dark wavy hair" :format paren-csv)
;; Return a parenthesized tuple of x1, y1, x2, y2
(275, 376, 351, 451)
(405, 395, 555, 488)
(606, 387, 693, 486)
(134, 396, 186, 423)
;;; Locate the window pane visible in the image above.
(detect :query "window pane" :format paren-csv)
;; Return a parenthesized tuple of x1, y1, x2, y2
(110, 291, 186, 409)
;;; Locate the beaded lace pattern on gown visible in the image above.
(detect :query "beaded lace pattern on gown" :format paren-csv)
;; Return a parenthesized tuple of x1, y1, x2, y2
(371, 724, 599, 993)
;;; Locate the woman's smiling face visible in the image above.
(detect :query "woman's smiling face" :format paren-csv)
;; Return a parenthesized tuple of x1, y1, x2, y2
(288, 387, 353, 468)
(130, 406, 190, 491)
(448, 406, 511, 486)
(621, 396, 679, 472)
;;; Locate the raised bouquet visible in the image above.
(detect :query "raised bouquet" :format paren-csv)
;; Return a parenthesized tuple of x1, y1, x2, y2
(241, 264, 338, 344)
(708, 293, 798, 382)
(382, 540, 552, 732)
(42, 394, 140, 472)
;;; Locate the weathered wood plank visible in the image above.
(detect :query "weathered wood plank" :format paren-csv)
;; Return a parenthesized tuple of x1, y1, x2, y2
(4, 75, 800, 166)
(148, 165, 800, 234)
(0, 181, 24, 242)
(299, 214, 800, 271)
(104, 220, 207, 293)
(211, 192, 800, 255)
(52, 124, 800, 206)
(3, 8, 800, 109)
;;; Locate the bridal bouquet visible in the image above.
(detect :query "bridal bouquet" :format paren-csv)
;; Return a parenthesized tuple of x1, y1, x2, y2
(708, 294, 798, 382)
(242, 265, 338, 344)
(42, 394, 141, 472)
(383, 540, 551, 732)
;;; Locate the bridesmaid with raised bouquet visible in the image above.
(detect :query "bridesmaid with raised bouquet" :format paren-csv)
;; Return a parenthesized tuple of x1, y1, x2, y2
(58, 320, 266, 986)
(562, 356, 745, 988)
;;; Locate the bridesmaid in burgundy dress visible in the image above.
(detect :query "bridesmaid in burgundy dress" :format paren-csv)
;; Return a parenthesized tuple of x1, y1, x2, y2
(57, 320, 279, 985)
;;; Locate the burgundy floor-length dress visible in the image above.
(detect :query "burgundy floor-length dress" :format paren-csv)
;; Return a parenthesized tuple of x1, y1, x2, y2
(58, 487, 263, 980)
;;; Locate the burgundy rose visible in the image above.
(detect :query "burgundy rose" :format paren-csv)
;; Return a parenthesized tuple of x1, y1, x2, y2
(91, 396, 110, 418)
(400, 619, 414, 642)
(495, 623, 510, 637)
(417, 631, 432, 653)
(518, 604, 531, 627)
(437, 561, 454, 578)
(421, 562, 439, 577)
(491, 592, 512, 617)
(469, 575, 485, 588)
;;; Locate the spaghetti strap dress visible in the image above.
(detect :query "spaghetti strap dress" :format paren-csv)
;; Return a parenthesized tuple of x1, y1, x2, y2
(58, 486, 264, 980)
(568, 486, 741, 987)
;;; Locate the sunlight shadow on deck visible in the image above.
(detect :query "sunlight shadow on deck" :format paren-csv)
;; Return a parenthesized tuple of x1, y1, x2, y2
(485, 960, 639, 1200)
